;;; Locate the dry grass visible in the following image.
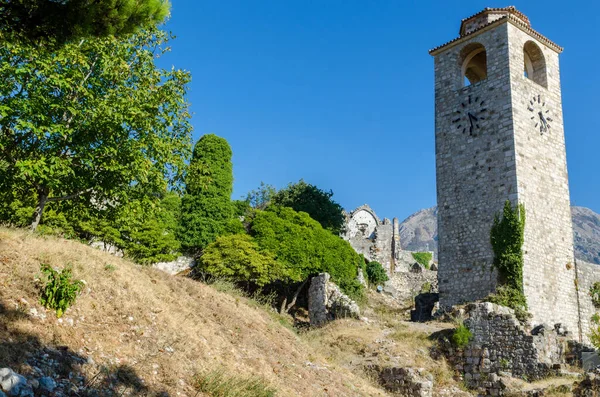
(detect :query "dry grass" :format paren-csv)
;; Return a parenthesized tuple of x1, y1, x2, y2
(0, 227, 386, 396)
(302, 310, 460, 393)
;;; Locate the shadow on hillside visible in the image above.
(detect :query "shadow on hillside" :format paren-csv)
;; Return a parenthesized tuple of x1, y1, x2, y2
(0, 302, 170, 396)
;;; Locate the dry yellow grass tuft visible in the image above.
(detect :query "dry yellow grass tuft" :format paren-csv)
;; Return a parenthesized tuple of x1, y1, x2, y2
(0, 228, 387, 396)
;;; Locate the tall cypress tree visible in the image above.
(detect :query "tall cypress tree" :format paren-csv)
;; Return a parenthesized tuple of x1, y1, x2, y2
(178, 134, 233, 254)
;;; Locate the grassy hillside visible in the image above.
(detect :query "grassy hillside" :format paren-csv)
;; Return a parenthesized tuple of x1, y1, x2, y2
(0, 228, 386, 396)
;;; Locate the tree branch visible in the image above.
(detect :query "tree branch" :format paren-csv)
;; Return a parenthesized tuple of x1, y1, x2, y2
(47, 187, 93, 202)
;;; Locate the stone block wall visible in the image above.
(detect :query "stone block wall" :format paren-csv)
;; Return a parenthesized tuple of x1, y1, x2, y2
(445, 303, 567, 394)
(308, 273, 360, 327)
(432, 12, 580, 336)
(576, 260, 600, 344)
(506, 22, 579, 341)
(433, 23, 514, 307)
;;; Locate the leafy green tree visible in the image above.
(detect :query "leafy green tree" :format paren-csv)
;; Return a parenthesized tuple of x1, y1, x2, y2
(178, 134, 233, 254)
(250, 206, 363, 306)
(0, 0, 170, 43)
(0, 28, 192, 231)
(270, 180, 345, 234)
(199, 234, 283, 287)
(366, 261, 389, 285)
(245, 182, 276, 210)
(119, 191, 181, 264)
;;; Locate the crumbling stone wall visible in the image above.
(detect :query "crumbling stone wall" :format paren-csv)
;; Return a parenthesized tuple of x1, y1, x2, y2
(308, 273, 360, 327)
(343, 204, 435, 276)
(369, 366, 433, 397)
(445, 303, 567, 394)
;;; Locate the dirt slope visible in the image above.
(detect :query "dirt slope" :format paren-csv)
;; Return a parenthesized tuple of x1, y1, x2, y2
(0, 228, 386, 396)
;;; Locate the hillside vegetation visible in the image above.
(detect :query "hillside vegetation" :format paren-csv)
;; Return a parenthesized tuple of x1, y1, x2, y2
(0, 228, 386, 396)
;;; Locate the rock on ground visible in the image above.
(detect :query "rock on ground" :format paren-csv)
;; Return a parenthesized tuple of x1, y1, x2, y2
(308, 273, 360, 327)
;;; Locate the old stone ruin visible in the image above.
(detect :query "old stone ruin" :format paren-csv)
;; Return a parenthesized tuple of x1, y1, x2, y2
(342, 204, 438, 310)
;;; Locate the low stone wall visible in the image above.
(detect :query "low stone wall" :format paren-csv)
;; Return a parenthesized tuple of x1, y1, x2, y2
(442, 303, 569, 395)
(308, 273, 360, 327)
(384, 269, 438, 303)
(369, 366, 433, 397)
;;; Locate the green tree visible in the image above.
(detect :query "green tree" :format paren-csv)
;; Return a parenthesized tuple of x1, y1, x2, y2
(199, 234, 283, 287)
(0, 28, 192, 231)
(270, 180, 345, 234)
(178, 134, 234, 254)
(119, 191, 181, 264)
(250, 206, 363, 308)
(245, 182, 276, 210)
(0, 0, 170, 43)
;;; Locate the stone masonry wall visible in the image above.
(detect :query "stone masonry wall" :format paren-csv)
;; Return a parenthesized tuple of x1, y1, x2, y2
(447, 303, 566, 395)
(576, 260, 600, 344)
(433, 15, 580, 336)
(434, 23, 513, 307)
(308, 273, 360, 327)
(507, 22, 579, 341)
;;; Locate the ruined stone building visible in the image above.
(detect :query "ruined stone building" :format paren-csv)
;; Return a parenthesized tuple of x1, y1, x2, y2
(342, 205, 433, 273)
(430, 7, 600, 342)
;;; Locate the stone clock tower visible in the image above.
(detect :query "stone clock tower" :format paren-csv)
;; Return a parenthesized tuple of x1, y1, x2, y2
(431, 7, 579, 334)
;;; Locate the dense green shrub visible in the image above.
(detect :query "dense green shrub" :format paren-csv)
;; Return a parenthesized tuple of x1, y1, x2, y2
(411, 252, 432, 269)
(485, 285, 530, 323)
(250, 206, 362, 296)
(74, 190, 181, 264)
(199, 234, 283, 287)
(451, 323, 472, 349)
(39, 264, 84, 318)
(365, 261, 388, 285)
(490, 200, 527, 315)
(270, 180, 345, 234)
(178, 134, 234, 254)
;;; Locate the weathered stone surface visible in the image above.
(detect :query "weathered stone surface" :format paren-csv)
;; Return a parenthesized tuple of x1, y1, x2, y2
(432, 7, 579, 336)
(90, 241, 123, 257)
(308, 273, 360, 327)
(372, 366, 433, 397)
(152, 256, 195, 275)
(575, 260, 600, 344)
(357, 268, 367, 287)
(0, 368, 33, 397)
(385, 270, 438, 303)
(38, 377, 56, 393)
(442, 303, 568, 394)
(574, 370, 600, 396)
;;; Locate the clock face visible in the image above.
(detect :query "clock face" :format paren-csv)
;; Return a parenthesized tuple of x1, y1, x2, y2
(528, 94, 553, 134)
(452, 94, 488, 136)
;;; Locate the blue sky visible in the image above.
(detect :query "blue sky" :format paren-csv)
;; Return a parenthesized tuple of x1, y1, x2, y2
(158, 1, 600, 222)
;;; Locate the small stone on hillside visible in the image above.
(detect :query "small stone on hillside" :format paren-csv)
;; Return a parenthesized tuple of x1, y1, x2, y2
(0, 368, 33, 397)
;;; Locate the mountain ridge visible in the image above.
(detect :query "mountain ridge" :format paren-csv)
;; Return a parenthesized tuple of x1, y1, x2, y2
(399, 205, 600, 265)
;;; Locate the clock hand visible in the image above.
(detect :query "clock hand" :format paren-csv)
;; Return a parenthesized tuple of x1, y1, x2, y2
(469, 113, 478, 122)
(538, 112, 547, 132)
